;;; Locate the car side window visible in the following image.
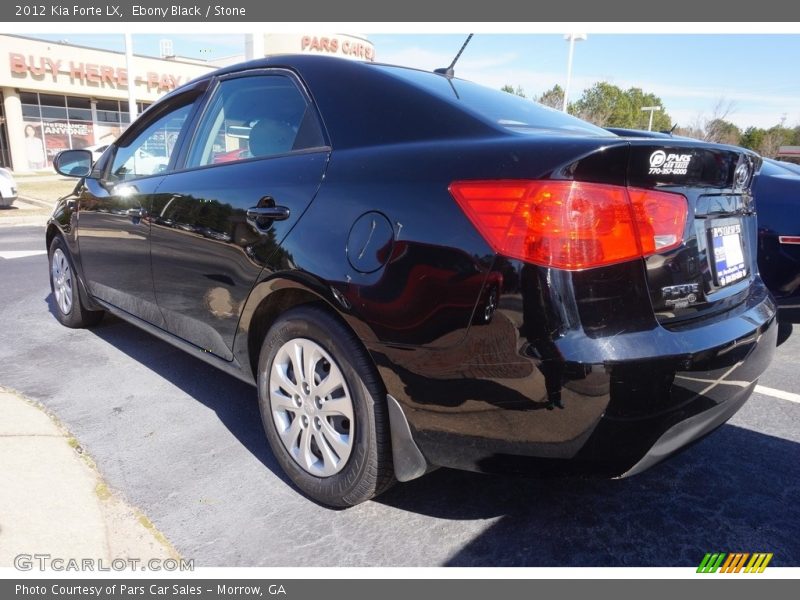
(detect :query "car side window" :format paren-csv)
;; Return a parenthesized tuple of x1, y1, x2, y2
(108, 102, 194, 182)
(186, 73, 325, 168)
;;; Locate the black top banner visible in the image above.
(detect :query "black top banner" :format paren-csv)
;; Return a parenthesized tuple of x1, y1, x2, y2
(2, 0, 800, 21)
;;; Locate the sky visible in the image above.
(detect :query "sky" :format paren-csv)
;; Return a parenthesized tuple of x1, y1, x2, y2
(25, 32, 800, 130)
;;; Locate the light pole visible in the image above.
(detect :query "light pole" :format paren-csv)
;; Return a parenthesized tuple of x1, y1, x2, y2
(641, 106, 662, 131)
(562, 33, 587, 113)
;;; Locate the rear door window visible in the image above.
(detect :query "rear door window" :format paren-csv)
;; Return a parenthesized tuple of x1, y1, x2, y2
(186, 73, 325, 168)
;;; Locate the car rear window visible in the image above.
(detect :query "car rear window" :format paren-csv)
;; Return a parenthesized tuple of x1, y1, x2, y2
(373, 64, 611, 137)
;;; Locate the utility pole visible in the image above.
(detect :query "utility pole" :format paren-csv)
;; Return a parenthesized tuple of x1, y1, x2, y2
(562, 33, 587, 113)
(641, 106, 661, 131)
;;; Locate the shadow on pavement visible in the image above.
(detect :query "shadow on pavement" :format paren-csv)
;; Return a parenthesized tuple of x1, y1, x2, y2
(777, 320, 794, 346)
(73, 308, 293, 488)
(778, 309, 800, 346)
(375, 424, 800, 566)
(46, 295, 800, 566)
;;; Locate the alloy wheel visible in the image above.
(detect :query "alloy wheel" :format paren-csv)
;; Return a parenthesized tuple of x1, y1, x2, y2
(51, 248, 73, 315)
(269, 338, 355, 477)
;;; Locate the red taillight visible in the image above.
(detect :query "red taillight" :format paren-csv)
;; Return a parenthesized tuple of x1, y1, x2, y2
(449, 180, 687, 270)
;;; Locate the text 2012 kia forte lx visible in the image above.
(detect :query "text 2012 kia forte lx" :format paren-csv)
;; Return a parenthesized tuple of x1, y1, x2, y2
(47, 55, 776, 506)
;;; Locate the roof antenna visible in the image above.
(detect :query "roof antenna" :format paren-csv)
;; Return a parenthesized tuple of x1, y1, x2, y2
(434, 34, 473, 79)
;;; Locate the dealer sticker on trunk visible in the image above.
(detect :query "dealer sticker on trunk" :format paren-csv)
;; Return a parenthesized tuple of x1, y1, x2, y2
(649, 150, 692, 175)
(710, 222, 747, 286)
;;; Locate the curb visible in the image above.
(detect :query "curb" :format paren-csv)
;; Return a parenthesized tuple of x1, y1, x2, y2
(0, 215, 49, 227)
(0, 386, 182, 567)
(17, 195, 56, 209)
(0, 196, 52, 227)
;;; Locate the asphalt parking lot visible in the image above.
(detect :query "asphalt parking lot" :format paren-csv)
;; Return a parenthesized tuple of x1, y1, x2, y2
(1, 224, 799, 567)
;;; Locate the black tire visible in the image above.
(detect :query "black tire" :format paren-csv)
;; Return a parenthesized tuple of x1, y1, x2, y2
(257, 305, 394, 507)
(48, 236, 104, 328)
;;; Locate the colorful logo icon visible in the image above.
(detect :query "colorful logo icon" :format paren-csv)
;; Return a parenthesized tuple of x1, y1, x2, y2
(697, 553, 773, 573)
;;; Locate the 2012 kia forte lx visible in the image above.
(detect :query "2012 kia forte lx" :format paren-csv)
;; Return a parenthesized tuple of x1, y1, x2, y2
(47, 55, 777, 506)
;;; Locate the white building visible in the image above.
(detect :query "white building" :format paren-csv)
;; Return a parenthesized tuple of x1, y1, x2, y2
(0, 33, 375, 172)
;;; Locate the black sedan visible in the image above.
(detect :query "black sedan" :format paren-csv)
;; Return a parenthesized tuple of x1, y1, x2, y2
(48, 56, 776, 507)
(754, 158, 800, 320)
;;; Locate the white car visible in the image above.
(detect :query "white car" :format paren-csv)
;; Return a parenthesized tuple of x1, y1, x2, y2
(0, 167, 18, 208)
(113, 148, 168, 178)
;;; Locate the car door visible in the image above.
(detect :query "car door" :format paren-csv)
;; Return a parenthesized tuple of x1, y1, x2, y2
(77, 88, 204, 325)
(149, 69, 330, 360)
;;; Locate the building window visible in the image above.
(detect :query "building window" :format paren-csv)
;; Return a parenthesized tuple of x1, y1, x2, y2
(19, 92, 153, 169)
(94, 99, 151, 125)
(19, 92, 124, 168)
(67, 97, 92, 122)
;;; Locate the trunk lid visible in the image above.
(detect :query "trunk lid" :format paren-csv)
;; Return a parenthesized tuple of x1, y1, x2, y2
(625, 140, 761, 324)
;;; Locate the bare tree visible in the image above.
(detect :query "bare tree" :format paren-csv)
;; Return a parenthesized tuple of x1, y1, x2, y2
(676, 98, 740, 144)
(759, 130, 785, 158)
(501, 84, 527, 98)
(571, 104, 613, 126)
(537, 85, 564, 110)
(701, 98, 738, 143)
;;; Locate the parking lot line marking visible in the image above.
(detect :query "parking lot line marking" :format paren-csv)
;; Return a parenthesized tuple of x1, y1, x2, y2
(0, 250, 46, 259)
(754, 385, 800, 404)
(676, 374, 751, 388)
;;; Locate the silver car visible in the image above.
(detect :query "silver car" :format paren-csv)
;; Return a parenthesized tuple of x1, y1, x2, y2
(0, 167, 18, 208)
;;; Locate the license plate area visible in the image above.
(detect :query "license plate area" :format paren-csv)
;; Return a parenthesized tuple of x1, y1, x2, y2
(708, 217, 748, 287)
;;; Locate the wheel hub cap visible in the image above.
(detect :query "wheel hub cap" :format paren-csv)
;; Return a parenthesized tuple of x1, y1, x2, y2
(269, 338, 354, 477)
(50, 248, 73, 315)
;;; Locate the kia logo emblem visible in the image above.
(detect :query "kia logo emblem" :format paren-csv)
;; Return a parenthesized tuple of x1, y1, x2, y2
(734, 161, 751, 189)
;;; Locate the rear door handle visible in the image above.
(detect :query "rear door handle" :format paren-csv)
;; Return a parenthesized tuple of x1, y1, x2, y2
(246, 206, 290, 221)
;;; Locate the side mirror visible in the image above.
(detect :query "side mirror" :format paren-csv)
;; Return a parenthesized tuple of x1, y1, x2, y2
(53, 149, 93, 178)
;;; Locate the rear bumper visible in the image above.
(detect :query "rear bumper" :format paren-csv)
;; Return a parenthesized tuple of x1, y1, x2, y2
(620, 379, 752, 477)
(376, 280, 777, 478)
